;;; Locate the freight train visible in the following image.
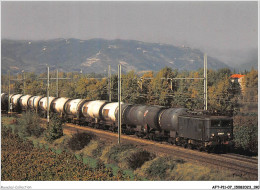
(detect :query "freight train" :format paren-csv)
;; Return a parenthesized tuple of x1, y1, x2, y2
(1, 93, 233, 152)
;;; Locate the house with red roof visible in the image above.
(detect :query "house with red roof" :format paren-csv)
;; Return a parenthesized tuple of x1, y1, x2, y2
(230, 74, 245, 93)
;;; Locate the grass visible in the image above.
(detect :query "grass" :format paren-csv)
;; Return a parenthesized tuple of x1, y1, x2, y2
(105, 164, 120, 176)
(135, 155, 244, 181)
(1, 116, 20, 134)
(76, 140, 100, 157)
(106, 143, 136, 164)
(172, 163, 243, 181)
(100, 145, 113, 164)
(1, 116, 17, 125)
(83, 157, 98, 168)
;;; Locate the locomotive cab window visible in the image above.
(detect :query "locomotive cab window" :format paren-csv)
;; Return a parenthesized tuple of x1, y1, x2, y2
(211, 119, 232, 128)
(221, 120, 232, 128)
(211, 120, 221, 128)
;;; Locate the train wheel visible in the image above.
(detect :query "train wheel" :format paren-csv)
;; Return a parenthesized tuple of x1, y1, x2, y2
(206, 147, 213, 153)
(188, 144, 194, 149)
(148, 134, 155, 140)
(222, 146, 228, 154)
(168, 138, 175, 145)
(214, 145, 220, 154)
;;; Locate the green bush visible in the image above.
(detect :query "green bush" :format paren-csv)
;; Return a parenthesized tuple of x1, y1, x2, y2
(233, 115, 258, 154)
(107, 144, 136, 163)
(127, 150, 155, 170)
(67, 132, 96, 150)
(44, 113, 63, 142)
(18, 111, 44, 138)
(233, 125, 258, 154)
(1, 125, 13, 139)
(145, 157, 172, 179)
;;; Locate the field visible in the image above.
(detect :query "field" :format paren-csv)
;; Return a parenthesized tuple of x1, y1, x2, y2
(1, 115, 247, 181)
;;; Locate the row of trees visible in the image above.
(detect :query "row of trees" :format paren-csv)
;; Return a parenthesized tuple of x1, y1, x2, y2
(1, 67, 258, 116)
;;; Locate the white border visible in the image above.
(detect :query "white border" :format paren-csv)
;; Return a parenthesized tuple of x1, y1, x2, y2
(1, 181, 260, 190)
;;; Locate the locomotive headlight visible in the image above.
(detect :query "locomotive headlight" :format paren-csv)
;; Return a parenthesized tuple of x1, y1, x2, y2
(211, 133, 215, 137)
(227, 133, 231, 137)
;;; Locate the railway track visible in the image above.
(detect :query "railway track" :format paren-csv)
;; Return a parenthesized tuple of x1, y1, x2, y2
(6, 114, 259, 180)
(220, 153, 258, 165)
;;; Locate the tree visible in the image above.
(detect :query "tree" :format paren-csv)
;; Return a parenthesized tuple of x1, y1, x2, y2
(243, 69, 258, 102)
(141, 71, 153, 104)
(18, 111, 44, 138)
(44, 113, 63, 142)
(122, 71, 143, 104)
(208, 76, 240, 115)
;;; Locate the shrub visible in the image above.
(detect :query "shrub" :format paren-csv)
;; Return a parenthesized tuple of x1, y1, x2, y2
(1, 125, 13, 139)
(233, 115, 258, 154)
(127, 150, 154, 170)
(92, 141, 105, 158)
(107, 144, 135, 163)
(67, 131, 96, 150)
(233, 125, 258, 154)
(145, 157, 170, 179)
(18, 111, 44, 138)
(44, 113, 63, 142)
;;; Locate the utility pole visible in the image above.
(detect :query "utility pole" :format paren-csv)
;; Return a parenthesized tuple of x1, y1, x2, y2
(22, 71, 26, 95)
(139, 78, 143, 91)
(204, 54, 208, 111)
(108, 65, 112, 102)
(47, 66, 50, 124)
(7, 71, 27, 113)
(56, 69, 59, 97)
(8, 70, 10, 113)
(170, 79, 173, 91)
(38, 67, 70, 123)
(118, 64, 122, 144)
(39, 69, 70, 97)
(8, 71, 25, 113)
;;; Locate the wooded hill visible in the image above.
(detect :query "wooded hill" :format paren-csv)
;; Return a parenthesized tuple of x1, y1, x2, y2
(2, 38, 229, 74)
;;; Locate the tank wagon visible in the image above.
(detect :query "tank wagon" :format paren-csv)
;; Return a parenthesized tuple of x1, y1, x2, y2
(81, 100, 108, 127)
(38, 96, 57, 117)
(1, 93, 9, 112)
(64, 99, 88, 122)
(1, 93, 233, 152)
(19, 95, 33, 111)
(28, 96, 44, 112)
(125, 105, 165, 137)
(9, 94, 23, 112)
(51, 97, 71, 116)
(102, 102, 133, 132)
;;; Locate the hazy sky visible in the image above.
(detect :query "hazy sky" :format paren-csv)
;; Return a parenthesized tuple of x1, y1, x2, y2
(1, 1, 258, 65)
